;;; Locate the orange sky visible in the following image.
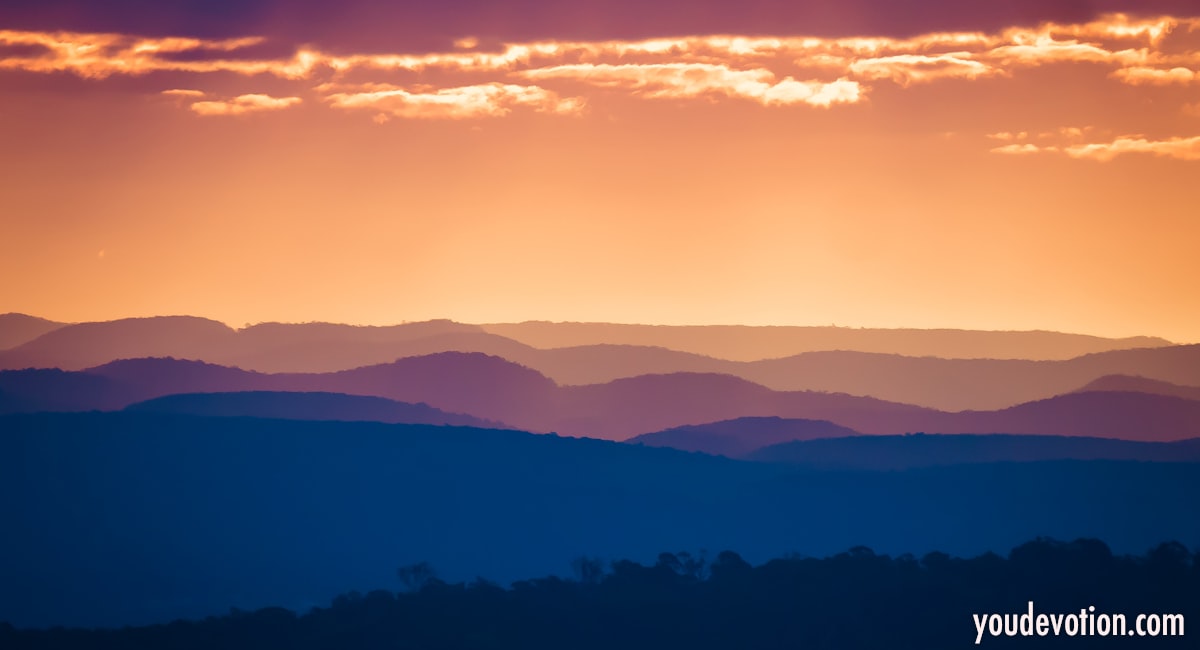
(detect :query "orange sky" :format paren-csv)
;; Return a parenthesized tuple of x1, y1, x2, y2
(2, 12, 1199, 341)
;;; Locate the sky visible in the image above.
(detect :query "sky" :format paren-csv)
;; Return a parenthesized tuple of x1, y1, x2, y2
(2, 1, 1198, 341)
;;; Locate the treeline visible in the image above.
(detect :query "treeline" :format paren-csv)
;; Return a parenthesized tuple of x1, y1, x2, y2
(3, 538, 1196, 649)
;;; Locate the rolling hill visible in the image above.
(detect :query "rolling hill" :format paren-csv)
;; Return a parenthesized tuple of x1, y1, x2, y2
(125, 391, 500, 428)
(627, 417, 861, 457)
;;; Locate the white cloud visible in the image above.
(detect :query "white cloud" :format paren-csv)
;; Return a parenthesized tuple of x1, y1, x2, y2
(1064, 135, 1200, 161)
(190, 94, 302, 116)
(849, 53, 996, 85)
(990, 143, 1045, 155)
(517, 62, 862, 107)
(1110, 66, 1198, 85)
(325, 83, 584, 119)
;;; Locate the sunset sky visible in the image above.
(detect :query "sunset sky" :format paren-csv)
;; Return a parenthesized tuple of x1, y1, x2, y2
(2, 1, 1198, 341)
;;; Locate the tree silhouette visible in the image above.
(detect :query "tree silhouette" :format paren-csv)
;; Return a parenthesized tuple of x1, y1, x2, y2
(395, 561, 436, 592)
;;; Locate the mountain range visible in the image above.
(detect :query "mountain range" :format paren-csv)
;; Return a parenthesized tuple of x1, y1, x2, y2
(2, 315, 1198, 411)
(2, 314, 1197, 630)
(4, 354, 1200, 442)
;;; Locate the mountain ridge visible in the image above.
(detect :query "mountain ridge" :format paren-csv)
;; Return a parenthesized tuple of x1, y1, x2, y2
(0, 315, 1175, 371)
(124, 391, 502, 428)
(4, 355, 1199, 442)
(3, 316, 1196, 411)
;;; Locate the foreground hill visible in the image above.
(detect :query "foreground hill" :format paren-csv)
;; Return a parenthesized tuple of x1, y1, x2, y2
(4, 539, 1196, 649)
(4, 356, 1200, 441)
(2, 412, 1198, 628)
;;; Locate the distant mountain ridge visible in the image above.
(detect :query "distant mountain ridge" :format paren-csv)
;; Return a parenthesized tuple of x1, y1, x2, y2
(480, 321, 1172, 361)
(3, 354, 1199, 442)
(0, 316, 490, 372)
(0, 315, 1174, 372)
(0, 313, 68, 350)
(3, 316, 1199, 411)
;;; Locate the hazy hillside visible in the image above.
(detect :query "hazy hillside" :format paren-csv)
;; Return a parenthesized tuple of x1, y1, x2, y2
(0, 368, 129, 412)
(2, 412, 1198, 628)
(0, 318, 488, 372)
(223, 330, 528, 373)
(125, 391, 501, 428)
(480, 322, 1171, 361)
(90, 357, 269, 391)
(627, 417, 861, 457)
(1074, 374, 1200, 401)
(0, 317, 237, 370)
(922, 391, 1200, 441)
(735, 345, 1200, 411)
(0, 314, 66, 351)
(554, 372, 933, 439)
(3, 317, 1197, 412)
(5, 356, 1200, 441)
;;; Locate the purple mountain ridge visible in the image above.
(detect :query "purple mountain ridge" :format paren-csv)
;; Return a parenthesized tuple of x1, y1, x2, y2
(3, 354, 1198, 442)
(626, 417, 862, 457)
(124, 391, 499, 428)
(2, 315, 1196, 411)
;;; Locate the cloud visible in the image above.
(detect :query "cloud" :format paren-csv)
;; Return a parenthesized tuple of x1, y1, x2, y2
(985, 127, 1200, 161)
(1, 13, 1194, 84)
(1064, 135, 1200, 161)
(1110, 66, 1198, 85)
(517, 62, 862, 107)
(324, 83, 583, 119)
(991, 143, 1045, 155)
(986, 131, 1029, 141)
(847, 52, 996, 84)
(1050, 13, 1181, 43)
(985, 33, 1140, 66)
(190, 93, 302, 116)
(0, 29, 319, 78)
(161, 88, 206, 98)
(3, 12, 1199, 123)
